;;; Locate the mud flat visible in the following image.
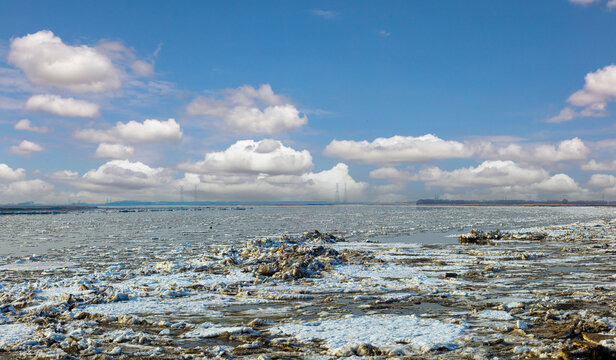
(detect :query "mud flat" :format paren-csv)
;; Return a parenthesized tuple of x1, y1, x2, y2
(0, 220, 615, 359)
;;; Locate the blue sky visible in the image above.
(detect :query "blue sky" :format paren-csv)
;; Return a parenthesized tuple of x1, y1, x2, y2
(1, 0, 616, 203)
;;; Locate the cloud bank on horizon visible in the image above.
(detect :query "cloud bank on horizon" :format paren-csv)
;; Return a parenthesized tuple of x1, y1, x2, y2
(1, 1, 616, 204)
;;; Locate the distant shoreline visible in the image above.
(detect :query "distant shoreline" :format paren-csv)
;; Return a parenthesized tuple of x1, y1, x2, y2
(415, 199, 616, 207)
(1, 200, 616, 215)
(0, 205, 97, 215)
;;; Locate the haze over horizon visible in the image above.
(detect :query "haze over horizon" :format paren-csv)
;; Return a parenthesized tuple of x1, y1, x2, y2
(2, 1, 616, 204)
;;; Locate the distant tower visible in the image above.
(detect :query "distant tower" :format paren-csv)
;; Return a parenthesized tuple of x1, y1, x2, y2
(335, 183, 340, 203)
(180, 186, 184, 202)
(343, 183, 347, 203)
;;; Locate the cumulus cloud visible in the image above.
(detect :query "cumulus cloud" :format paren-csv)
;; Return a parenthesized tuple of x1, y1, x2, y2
(74, 118, 182, 144)
(94, 143, 135, 159)
(9, 140, 44, 157)
(47, 153, 365, 203)
(186, 84, 307, 134)
(8, 30, 121, 93)
(56, 160, 173, 194)
(0, 164, 26, 182)
(528, 174, 580, 193)
(0, 179, 53, 202)
(609, 0, 616, 8)
(301, 163, 366, 201)
(179, 139, 313, 175)
(25, 94, 99, 118)
(180, 162, 367, 202)
(586, 174, 616, 197)
(581, 159, 616, 171)
(14, 119, 49, 133)
(479, 137, 590, 163)
(325, 135, 590, 165)
(550, 64, 616, 122)
(416, 160, 583, 200)
(83, 160, 170, 189)
(175, 140, 366, 202)
(324, 134, 473, 164)
(588, 173, 616, 187)
(418, 160, 548, 188)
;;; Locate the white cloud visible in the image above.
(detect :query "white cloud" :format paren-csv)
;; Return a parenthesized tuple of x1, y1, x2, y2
(95, 40, 135, 60)
(8, 30, 121, 93)
(181, 162, 367, 202)
(480, 137, 590, 163)
(379, 30, 391, 37)
(529, 174, 580, 193)
(550, 64, 616, 121)
(14, 119, 49, 133)
(587, 174, 616, 188)
(547, 107, 576, 123)
(301, 163, 367, 201)
(569, 0, 599, 4)
(25, 94, 100, 118)
(179, 139, 313, 175)
(586, 174, 616, 197)
(324, 134, 473, 164)
(418, 160, 548, 188)
(581, 159, 616, 171)
(325, 135, 590, 165)
(311, 9, 337, 20)
(416, 161, 583, 200)
(94, 143, 135, 159)
(131, 60, 154, 77)
(75, 118, 182, 144)
(176, 140, 366, 202)
(369, 167, 416, 183)
(69, 160, 173, 193)
(608, 0, 616, 8)
(47, 152, 365, 202)
(186, 84, 307, 134)
(0, 179, 53, 202)
(0, 164, 26, 182)
(48, 170, 79, 182)
(9, 140, 44, 157)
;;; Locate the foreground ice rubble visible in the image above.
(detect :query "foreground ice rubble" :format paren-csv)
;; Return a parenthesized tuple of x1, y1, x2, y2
(0, 222, 615, 358)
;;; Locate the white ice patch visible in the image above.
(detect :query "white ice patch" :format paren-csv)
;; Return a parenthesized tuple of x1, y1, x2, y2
(113, 269, 254, 292)
(477, 310, 514, 321)
(182, 325, 258, 338)
(0, 323, 37, 347)
(81, 292, 267, 317)
(271, 314, 465, 355)
(0, 261, 78, 271)
(335, 264, 422, 279)
(333, 264, 441, 288)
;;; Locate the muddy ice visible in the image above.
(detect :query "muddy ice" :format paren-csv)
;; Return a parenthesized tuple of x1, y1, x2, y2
(1, 220, 615, 359)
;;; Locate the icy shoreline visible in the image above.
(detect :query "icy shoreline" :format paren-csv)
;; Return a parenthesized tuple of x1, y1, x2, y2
(1, 220, 616, 359)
